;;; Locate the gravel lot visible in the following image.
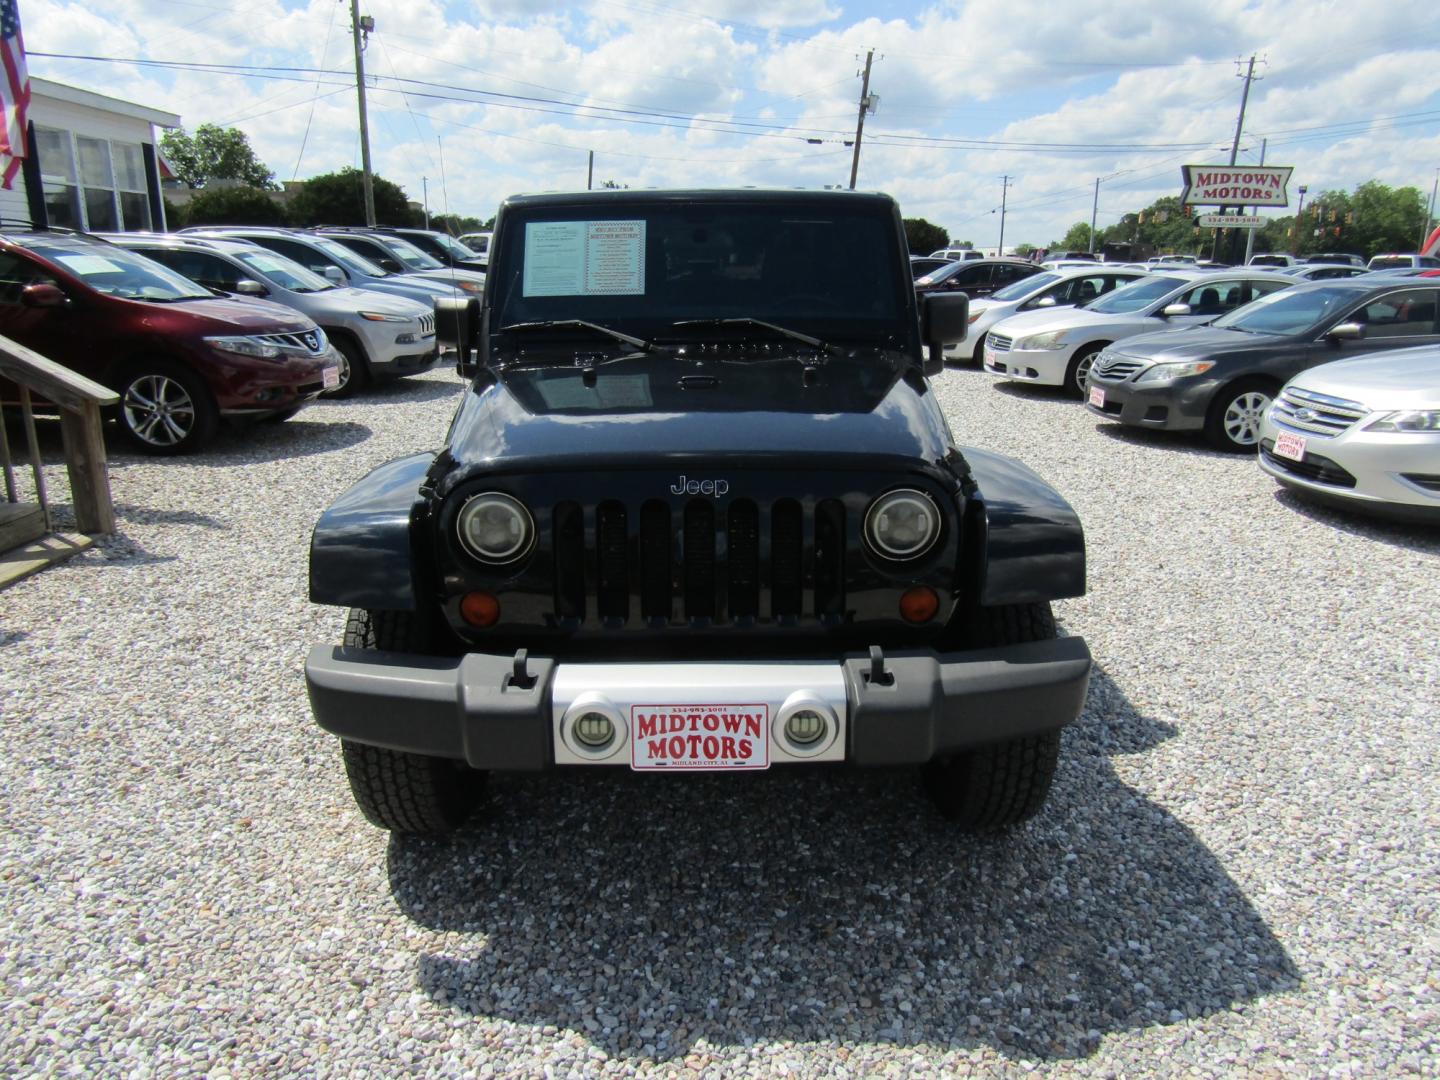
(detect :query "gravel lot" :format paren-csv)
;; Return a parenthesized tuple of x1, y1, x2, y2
(2, 362, 1438, 1077)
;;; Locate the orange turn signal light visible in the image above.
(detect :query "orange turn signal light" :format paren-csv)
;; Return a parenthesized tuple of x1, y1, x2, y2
(899, 586, 939, 623)
(460, 591, 500, 627)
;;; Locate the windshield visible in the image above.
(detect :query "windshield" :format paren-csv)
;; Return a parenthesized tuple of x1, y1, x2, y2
(915, 260, 964, 286)
(379, 236, 445, 271)
(489, 201, 910, 346)
(314, 238, 389, 277)
(993, 271, 1060, 301)
(1369, 257, 1410, 270)
(233, 249, 334, 293)
(1212, 285, 1359, 335)
(427, 233, 480, 260)
(1085, 275, 1184, 314)
(29, 242, 213, 300)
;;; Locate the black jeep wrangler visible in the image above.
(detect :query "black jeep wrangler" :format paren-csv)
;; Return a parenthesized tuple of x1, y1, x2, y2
(305, 189, 1090, 835)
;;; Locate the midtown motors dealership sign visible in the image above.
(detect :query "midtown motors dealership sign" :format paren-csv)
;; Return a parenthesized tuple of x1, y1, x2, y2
(1180, 165, 1294, 207)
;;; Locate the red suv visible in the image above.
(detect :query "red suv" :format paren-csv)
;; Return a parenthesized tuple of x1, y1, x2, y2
(0, 232, 339, 453)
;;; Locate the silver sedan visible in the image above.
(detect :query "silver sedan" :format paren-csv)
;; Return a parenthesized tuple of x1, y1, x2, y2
(1258, 344, 1440, 521)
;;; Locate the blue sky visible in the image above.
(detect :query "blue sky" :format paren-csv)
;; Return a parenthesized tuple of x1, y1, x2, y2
(23, 0, 1440, 246)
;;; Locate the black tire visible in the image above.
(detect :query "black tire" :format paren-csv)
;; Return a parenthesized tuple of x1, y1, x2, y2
(1204, 378, 1274, 452)
(968, 331, 988, 366)
(327, 334, 370, 398)
(923, 601, 1062, 830)
(1063, 345, 1104, 400)
(337, 608, 482, 835)
(115, 361, 219, 455)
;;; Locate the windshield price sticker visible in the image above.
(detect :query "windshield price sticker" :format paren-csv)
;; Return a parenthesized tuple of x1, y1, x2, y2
(524, 220, 646, 297)
(1273, 430, 1307, 462)
(630, 704, 770, 771)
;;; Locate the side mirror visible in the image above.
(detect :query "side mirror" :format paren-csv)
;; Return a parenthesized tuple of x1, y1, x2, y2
(234, 279, 267, 296)
(1327, 321, 1365, 341)
(322, 266, 346, 284)
(1034, 295, 1058, 308)
(1161, 302, 1192, 317)
(920, 291, 969, 376)
(436, 296, 482, 376)
(20, 283, 67, 308)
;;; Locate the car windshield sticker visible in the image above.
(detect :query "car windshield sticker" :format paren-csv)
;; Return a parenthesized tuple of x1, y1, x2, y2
(54, 254, 126, 276)
(523, 220, 646, 296)
(246, 255, 292, 274)
(534, 374, 653, 410)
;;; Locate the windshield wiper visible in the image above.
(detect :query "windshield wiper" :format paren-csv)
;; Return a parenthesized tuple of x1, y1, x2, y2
(672, 318, 835, 354)
(499, 319, 654, 352)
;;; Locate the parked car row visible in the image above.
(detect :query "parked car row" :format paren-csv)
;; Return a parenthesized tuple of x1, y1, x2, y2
(0, 223, 486, 452)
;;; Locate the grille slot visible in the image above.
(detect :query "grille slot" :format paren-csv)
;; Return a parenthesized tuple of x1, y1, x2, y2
(596, 501, 628, 620)
(255, 329, 326, 354)
(1271, 386, 1368, 437)
(1261, 441, 1358, 488)
(727, 500, 760, 618)
(418, 312, 436, 336)
(683, 501, 716, 619)
(813, 499, 845, 617)
(639, 500, 671, 621)
(1094, 354, 1145, 379)
(553, 502, 585, 619)
(988, 334, 1013, 352)
(771, 499, 803, 619)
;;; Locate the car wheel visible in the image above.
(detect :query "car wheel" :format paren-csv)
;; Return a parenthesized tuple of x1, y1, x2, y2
(328, 336, 369, 398)
(1205, 379, 1274, 452)
(923, 602, 1063, 830)
(116, 362, 218, 455)
(1063, 345, 1104, 400)
(337, 608, 483, 835)
(968, 332, 988, 366)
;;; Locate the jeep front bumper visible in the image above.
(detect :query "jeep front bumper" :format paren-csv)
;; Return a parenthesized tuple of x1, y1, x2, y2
(304, 637, 1092, 770)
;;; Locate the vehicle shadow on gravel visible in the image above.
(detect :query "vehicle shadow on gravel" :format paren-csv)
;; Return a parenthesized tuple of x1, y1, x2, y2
(103, 420, 375, 467)
(388, 665, 1299, 1063)
(1272, 489, 1440, 553)
(1092, 422, 1234, 460)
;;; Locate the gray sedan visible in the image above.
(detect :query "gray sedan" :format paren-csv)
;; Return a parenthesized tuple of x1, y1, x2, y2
(1085, 279, 1440, 451)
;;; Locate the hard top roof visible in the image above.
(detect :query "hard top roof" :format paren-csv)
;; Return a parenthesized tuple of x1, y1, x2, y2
(497, 188, 899, 212)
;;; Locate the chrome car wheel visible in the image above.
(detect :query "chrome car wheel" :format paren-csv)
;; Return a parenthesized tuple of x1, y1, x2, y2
(1221, 390, 1271, 448)
(123, 374, 197, 448)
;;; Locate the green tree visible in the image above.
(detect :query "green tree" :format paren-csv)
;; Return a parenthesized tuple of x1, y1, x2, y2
(1057, 222, 1094, 252)
(903, 217, 948, 254)
(162, 197, 190, 230)
(160, 124, 277, 190)
(430, 212, 487, 235)
(288, 168, 420, 227)
(1014, 242, 1038, 257)
(185, 186, 288, 226)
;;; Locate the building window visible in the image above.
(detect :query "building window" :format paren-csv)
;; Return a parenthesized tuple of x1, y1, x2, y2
(35, 126, 152, 232)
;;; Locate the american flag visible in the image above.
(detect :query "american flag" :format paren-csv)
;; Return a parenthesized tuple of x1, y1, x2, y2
(0, 0, 29, 190)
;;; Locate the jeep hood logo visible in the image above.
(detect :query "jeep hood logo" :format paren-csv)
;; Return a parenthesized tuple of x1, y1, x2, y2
(671, 475, 729, 496)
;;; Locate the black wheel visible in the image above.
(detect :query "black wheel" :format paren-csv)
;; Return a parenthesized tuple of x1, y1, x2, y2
(1063, 345, 1104, 400)
(116, 362, 219, 454)
(923, 602, 1063, 830)
(1204, 378, 1274, 452)
(967, 331, 988, 366)
(327, 335, 370, 398)
(337, 608, 483, 835)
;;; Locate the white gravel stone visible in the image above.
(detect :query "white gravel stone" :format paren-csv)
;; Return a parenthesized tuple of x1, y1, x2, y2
(1, 364, 1437, 1077)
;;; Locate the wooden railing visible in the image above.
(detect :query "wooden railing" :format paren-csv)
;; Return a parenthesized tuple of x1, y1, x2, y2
(0, 333, 118, 546)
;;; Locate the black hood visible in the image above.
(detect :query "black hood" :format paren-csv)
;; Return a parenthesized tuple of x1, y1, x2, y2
(439, 350, 957, 483)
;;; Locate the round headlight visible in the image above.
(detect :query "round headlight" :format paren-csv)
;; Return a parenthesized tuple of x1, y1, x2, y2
(456, 493, 534, 563)
(864, 489, 940, 560)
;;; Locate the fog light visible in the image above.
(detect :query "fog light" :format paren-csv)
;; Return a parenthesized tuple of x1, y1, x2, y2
(785, 709, 827, 745)
(460, 591, 500, 627)
(900, 586, 939, 623)
(573, 712, 615, 748)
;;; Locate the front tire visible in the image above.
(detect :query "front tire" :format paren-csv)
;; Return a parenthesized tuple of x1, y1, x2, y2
(1063, 345, 1104, 400)
(327, 335, 370, 398)
(923, 602, 1063, 830)
(1204, 378, 1274, 452)
(337, 608, 483, 835)
(116, 362, 218, 454)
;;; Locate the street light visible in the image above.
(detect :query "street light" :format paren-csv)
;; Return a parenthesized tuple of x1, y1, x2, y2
(1295, 185, 1308, 253)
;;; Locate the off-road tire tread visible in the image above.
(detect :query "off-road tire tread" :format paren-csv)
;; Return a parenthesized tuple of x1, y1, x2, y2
(337, 608, 480, 835)
(925, 600, 1062, 830)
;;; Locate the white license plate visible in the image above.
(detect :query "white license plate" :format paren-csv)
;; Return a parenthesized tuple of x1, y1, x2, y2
(322, 365, 340, 390)
(630, 703, 770, 771)
(1274, 430, 1307, 462)
(1088, 386, 1105, 408)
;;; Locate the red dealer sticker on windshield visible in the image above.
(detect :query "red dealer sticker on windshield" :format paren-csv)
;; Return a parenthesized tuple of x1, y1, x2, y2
(630, 704, 770, 771)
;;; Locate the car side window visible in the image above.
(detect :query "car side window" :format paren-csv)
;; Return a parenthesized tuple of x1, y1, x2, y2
(260, 237, 334, 275)
(0, 252, 57, 304)
(1179, 281, 1229, 315)
(1356, 290, 1439, 338)
(958, 264, 992, 285)
(341, 238, 400, 273)
(146, 250, 242, 291)
(1059, 274, 1107, 304)
(992, 264, 1031, 286)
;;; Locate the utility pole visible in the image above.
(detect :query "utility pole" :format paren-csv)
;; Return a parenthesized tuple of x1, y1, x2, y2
(1089, 176, 1101, 254)
(1221, 54, 1261, 263)
(1243, 137, 1267, 264)
(998, 175, 1012, 255)
(587, 150, 594, 191)
(422, 177, 429, 229)
(848, 49, 874, 190)
(349, 0, 376, 227)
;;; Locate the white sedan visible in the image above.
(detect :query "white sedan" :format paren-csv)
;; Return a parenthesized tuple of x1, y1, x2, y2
(944, 265, 1148, 364)
(982, 270, 1292, 398)
(1258, 344, 1440, 522)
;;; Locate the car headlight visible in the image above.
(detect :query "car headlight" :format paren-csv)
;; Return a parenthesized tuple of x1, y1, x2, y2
(1016, 331, 1067, 350)
(456, 493, 534, 564)
(1135, 360, 1216, 384)
(455, 280, 484, 294)
(1364, 410, 1440, 433)
(864, 489, 940, 560)
(204, 335, 281, 360)
(359, 311, 409, 322)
